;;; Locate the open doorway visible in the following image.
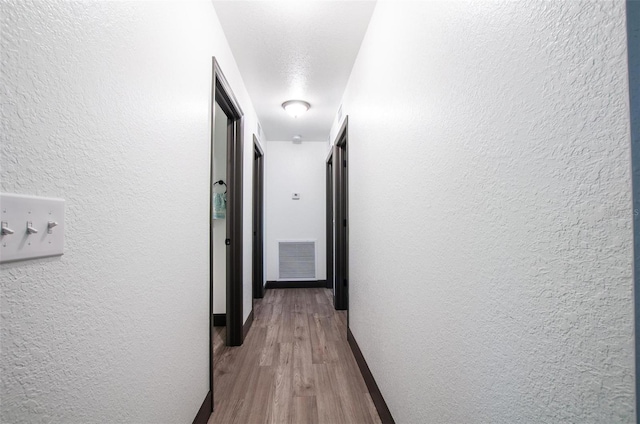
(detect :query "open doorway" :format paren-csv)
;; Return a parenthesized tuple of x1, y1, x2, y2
(253, 136, 265, 299)
(333, 117, 349, 311)
(212, 101, 229, 328)
(209, 57, 245, 411)
(326, 148, 334, 297)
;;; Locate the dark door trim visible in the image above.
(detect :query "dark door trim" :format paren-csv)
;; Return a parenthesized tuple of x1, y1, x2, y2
(326, 148, 334, 291)
(252, 135, 265, 299)
(210, 59, 245, 400)
(334, 117, 349, 311)
(214, 58, 244, 348)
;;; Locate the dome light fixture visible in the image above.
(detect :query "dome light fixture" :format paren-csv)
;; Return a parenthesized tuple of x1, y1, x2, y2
(282, 100, 310, 118)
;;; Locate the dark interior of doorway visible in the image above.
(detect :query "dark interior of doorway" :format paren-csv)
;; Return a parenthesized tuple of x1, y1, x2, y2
(253, 135, 265, 299)
(326, 149, 334, 295)
(333, 117, 349, 312)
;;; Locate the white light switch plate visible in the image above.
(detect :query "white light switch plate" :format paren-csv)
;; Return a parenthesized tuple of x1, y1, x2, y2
(0, 193, 65, 263)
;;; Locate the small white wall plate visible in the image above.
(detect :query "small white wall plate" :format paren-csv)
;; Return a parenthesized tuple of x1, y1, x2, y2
(0, 193, 65, 263)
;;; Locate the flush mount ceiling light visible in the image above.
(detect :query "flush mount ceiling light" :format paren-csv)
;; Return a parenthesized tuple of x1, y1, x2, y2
(282, 100, 310, 118)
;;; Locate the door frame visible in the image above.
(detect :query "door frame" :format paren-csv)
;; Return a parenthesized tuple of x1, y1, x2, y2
(214, 59, 244, 347)
(333, 117, 349, 311)
(210, 57, 245, 406)
(326, 148, 334, 292)
(252, 135, 265, 299)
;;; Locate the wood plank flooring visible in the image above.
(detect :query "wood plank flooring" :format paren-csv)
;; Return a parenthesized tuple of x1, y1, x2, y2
(208, 288, 382, 424)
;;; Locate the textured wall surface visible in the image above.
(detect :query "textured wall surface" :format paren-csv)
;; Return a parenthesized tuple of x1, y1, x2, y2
(331, 1, 635, 422)
(265, 141, 326, 281)
(0, 1, 260, 422)
(628, 1, 640, 417)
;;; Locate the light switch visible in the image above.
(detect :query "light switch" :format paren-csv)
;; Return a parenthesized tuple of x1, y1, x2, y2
(0, 193, 65, 263)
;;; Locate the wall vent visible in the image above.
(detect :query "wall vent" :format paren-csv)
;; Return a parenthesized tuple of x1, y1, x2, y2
(278, 241, 316, 280)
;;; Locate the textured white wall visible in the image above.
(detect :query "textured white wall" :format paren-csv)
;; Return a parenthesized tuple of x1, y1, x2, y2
(265, 141, 326, 281)
(0, 1, 261, 422)
(331, 1, 635, 422)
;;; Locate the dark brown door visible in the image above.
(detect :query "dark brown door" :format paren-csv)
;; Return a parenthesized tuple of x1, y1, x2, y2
(210, 57, 244, 357)
(334, 120, 348, 311)
(326, 150, 334, 295)
(253, 137, 265, 299)
(221, 87, 244, 347)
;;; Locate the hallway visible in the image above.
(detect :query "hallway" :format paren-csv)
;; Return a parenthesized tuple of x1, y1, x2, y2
(1, 1, 637, 422)
(209, 289, 381, 424)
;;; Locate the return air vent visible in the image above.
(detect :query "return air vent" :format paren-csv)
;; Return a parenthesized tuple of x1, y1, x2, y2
(278, 241, 316, 280)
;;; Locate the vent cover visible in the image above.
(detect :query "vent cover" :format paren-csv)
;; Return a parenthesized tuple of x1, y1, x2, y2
(278, 241, 316, 280)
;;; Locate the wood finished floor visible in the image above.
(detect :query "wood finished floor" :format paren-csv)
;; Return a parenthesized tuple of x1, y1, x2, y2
(208, 288, 382, 424)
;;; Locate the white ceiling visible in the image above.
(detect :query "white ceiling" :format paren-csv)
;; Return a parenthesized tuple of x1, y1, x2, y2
(212, 1, 376, 142)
